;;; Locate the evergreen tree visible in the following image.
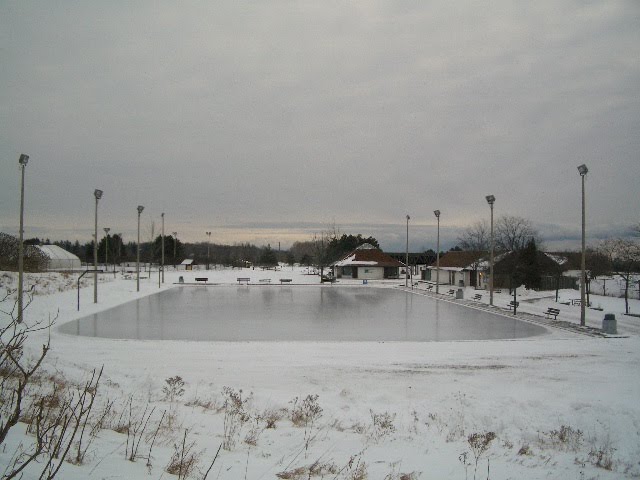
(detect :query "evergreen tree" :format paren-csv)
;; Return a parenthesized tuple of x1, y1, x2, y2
(259, 244, 278, 267)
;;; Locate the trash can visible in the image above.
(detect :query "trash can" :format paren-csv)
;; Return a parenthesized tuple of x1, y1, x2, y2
(602, 313, 617, 334)
(178, 276, 184, 284)
(456, 288, 464, 299)
(363, 279, 368, 285)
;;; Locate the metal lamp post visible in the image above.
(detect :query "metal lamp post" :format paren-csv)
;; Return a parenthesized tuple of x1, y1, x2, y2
(93, 189, 103, 304)
(172, 232, 178, 269)
(103, 227, 110, 272)
(405, 215, 410, 288)
(161, 213, 165, 284)
(136, 205, 144, 292)
(206, 231, 211, 270)
(486, 195, 495, 306)
(578, 164, 588, 326)
(434, 210, 440, 294)
(17, 154, 29, 323)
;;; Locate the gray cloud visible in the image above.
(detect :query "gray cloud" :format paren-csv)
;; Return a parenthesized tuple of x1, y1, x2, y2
(1, 1, 638, 251)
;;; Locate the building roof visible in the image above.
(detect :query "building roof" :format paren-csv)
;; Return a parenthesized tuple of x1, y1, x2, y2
(428, 251, 485, 270)
(180, 259, 194, 265)
(36, 245, 80, 262)
(333, 244, 405, 268)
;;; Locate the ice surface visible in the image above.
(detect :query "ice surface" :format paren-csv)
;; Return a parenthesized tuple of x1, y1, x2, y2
(59, 285, 547, 341)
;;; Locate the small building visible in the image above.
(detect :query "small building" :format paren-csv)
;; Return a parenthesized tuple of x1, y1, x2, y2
(426, 251, 485, 288)
(180, 258, 196, 271)
(36, 245, 82, 271)
(332, 244, 405, 280)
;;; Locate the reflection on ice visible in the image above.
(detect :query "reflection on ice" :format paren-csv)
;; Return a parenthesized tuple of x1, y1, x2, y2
(60, 286, 547, 342)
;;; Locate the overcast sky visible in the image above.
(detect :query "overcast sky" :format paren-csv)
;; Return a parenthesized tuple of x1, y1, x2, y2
(1, 1, 638, 252)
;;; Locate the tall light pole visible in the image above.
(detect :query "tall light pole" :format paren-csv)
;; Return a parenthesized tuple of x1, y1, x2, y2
(103, 227, 110, 271)
(434, 210, 440, 294)
(117, 233, 122, 272)
(17, 154, 29, 323)
(578, 164, 588, 326)
(486, 195, 495, 306)
(172, 232, 178, 269)
(405, 215, 410, 288)
(161, 213, 165, 284)
(137, 205, 144, 292)
(206, 231, 211, 270)
(93, 189, 103, 304)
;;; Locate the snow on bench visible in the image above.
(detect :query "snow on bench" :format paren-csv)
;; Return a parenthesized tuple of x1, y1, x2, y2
(279, 278, 292, 284)
(237, 277, 250, 285)
(195, 277, 208, 284)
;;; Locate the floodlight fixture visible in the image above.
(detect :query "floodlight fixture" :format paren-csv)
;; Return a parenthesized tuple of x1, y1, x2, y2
(578, 164, 588, 176)
(433, 210, 440, 218)
(485, 194, 495, 205)
(94, 189, 103, 200)
(19, 153, 29, 165)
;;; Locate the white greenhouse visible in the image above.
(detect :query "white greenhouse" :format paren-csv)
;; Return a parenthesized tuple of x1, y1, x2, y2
(37, 245, 82, 271)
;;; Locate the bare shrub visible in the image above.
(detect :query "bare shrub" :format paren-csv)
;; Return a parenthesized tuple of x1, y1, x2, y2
(221, 387, 249, 451)
(166, 428, 201, 479)
(290, 394, 323, 456)
(244, 416, 263, 446)
(548, 425, 583, 451)
(588, 432, 615, 471)
(369, 410, 396, 441)
(517, 444, 531, 456)
(467, 431, 496, 480)
(1, 290, 101, 478)
(262, 407, 285, 429)
(163, 376, 186, 403)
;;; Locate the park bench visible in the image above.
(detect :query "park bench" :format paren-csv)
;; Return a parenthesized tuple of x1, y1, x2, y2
(259, 278, 271, 284)
(280, 278, 292, 284)
(507, 300, 519, 311)
(321, 276, 336, 283)
(472, 294, 482, 301)
(447, 289, 455, 295)
(425, 284, 433, 291)
(545, 307, 560, 320)
(237, 277, 250, 285)
(195, 277, 208, 284)
(495, 289, 502, 294)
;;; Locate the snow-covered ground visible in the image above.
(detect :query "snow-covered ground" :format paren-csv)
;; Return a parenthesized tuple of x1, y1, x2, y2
(2, 267, 639, 479)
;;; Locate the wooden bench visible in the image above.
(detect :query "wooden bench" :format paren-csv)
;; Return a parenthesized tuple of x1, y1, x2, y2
(279, 278, 292, 284)
(447, 289, 455, 295)
(495, 289, 502, 294)
(259, 278, 271, 284)
(545, 307, 560, 319)
(195, 277, 208, 284)
(507, 300, 519, 311)
(237, 277, 250, 285)
(425, 284, 433, 291)
(473, 294, 482, 301)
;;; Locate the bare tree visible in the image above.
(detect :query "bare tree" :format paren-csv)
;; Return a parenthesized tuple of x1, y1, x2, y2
(599, 238, 640, 314)
(311, 223, 340, 280)
(494, 215, 542, 252)
(457, 220, 489, 252)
